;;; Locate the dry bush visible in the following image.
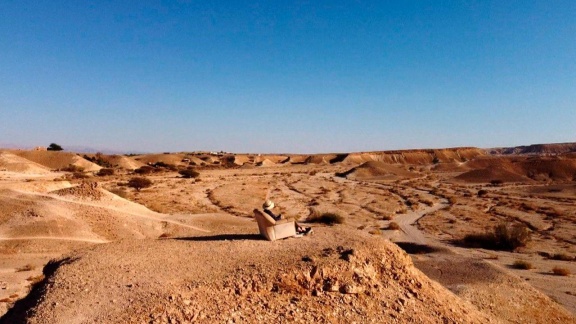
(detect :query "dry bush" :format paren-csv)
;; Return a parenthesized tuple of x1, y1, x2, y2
(306, 211, 344, 225)
(381, 214, 393, 221)
(128, 177, 153, 191)
(179, 169, 199, 178)
(134, 166, 154, 174)
(0, 298, 11, 303)
(60, 164, 84, 172)
(96, 168, 114, 176)
(368, 229, 382, 235)
(388, 222, 401, 230)
(512, 260, 533, 270)
(16, 264, 35, 272)
(477, 189, 488, 197)
(459, 223, 531, 251)
(490, 179, 503, 186)
(72, 172, 89, 179)
(552, 267, 571, 276)
(550, 253, 574, 261)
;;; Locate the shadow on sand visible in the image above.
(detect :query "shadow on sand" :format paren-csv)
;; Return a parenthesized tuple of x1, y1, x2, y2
(0, 257, 79, 324)
(173, 234, 264, 241)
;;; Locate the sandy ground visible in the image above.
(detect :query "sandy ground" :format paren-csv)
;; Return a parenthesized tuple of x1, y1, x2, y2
(0, 150, 575, 323)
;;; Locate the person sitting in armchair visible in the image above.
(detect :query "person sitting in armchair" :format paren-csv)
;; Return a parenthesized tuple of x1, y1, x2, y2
(262, 199, 313, 236)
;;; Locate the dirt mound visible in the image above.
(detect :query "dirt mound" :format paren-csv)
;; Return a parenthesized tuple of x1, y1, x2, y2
(337, 161, 419, 180)
(257, 159, 276, 167)
(254, 155, 289, 164)
(2, 230, 496, 323)
(453, 166, 532, 183)
(343, 148, 486, 165)
(305, 154, 338, 165)
(0, 152, 51, 174)
(99, 155, 145, 170)
(11, 150, 101, 172)
(50, 182, 104, 200)
(231, 155, 252, 166)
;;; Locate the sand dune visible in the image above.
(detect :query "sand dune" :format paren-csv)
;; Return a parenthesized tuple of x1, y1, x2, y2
(10, 150, 101, 172)
(0, 152, 51, 174)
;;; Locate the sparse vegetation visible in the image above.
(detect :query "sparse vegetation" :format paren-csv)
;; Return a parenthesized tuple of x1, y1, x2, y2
(459, 223, 531, 251)
(96, 168, 115, 176)
(134, 166, 154, 174)
(179, 169, 200, 178)
(552, 267, 571, 276)
(128, 177, 153, 191)
(512, 260, 533, 270)
(490, 179, 503, 186)
(61, 164, 84, 172)
(306, 211, 344, 225)
(388, 222, 401, 230)
(16, 264, 36, 272)
(72, 172, 89, 179)
(47, 143, 63, 151)
(550, 253, 574, 261)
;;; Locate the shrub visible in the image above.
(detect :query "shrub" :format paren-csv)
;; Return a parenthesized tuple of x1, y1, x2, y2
(128, 177, 153, 191)
(134, 166, 154, 174)
(512, 260, 533, 270)
(552, 267, 571, 276)
(61, 164, 84, 172)
(477, 189, 488, 197)
(72, 172, 89, 179)
(460, 223, 531, 251)
(16, 264, 36, 272)
(179, 169, 200, 178)
(490, 179, 503, 186)
(96, 168, 114, 176)
(47, 143, 63, 151)
(388, 222, 401, 230)
(306, 211, 344, 225)
(551, 253, 574, 261)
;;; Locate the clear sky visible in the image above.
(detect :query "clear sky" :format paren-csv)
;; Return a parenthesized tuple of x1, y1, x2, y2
(1, 1, 575, 153)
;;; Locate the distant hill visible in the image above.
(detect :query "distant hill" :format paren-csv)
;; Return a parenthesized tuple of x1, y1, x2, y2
(488, 142, 576, 155)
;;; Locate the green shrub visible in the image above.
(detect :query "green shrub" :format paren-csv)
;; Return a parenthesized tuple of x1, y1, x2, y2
(47, 143, 63, 151)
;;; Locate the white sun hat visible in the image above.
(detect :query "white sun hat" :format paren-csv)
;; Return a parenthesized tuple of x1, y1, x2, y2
(262, 200, 275, 210)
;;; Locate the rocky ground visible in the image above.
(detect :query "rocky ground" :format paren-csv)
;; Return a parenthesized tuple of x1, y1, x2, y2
(0, 148, 574, 323)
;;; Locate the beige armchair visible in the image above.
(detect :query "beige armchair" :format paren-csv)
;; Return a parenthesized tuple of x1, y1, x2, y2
(253, 209, 297, 241)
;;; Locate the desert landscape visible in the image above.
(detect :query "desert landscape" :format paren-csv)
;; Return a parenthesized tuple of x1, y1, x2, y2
(0, 144, 575, 323)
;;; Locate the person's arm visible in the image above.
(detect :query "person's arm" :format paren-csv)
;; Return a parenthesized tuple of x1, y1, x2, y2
(264, 209, 282, 220)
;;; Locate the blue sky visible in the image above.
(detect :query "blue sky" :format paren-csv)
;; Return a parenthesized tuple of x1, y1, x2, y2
(1, 1, 575, 153)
